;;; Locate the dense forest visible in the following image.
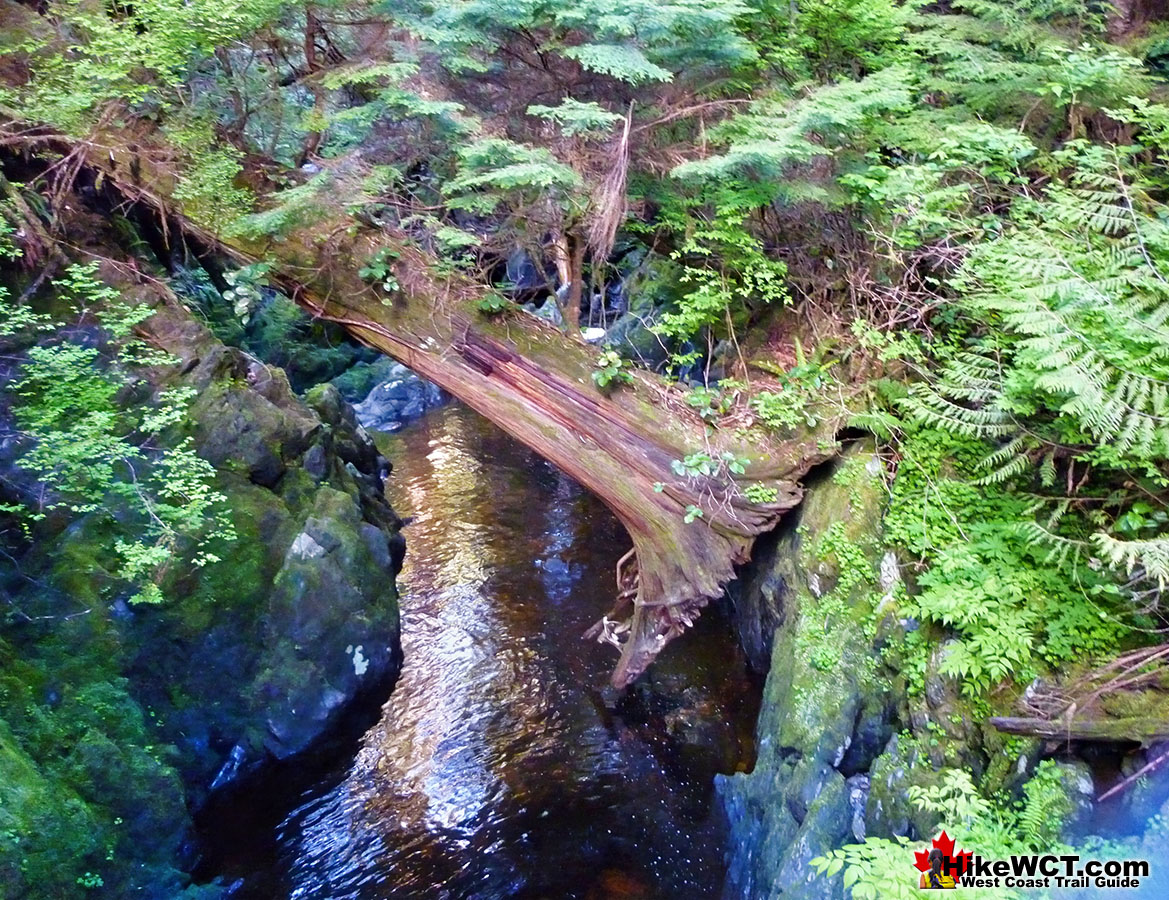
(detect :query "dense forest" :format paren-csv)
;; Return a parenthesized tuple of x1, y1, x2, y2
(2, 0, 1169, 897)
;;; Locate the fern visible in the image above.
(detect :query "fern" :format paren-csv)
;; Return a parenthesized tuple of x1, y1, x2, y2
(562, 44, 672, 84)
(1091, 533, 1169, 589)
(898, 150, 1169, 599)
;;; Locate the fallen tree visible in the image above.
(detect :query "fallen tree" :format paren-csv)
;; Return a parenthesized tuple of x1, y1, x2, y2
(1, 131, 838, 687)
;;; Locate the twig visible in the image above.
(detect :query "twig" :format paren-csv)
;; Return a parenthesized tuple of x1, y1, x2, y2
(1097, 745, 1169, 803)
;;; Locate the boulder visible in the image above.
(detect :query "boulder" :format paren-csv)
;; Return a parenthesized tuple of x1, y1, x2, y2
(0, 279, 407, 875)
(123, 305, 406, 798)
(352, 361, 447, 432)
(257, 488, 401, 759)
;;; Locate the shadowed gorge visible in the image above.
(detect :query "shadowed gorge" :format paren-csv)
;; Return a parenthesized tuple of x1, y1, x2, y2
(198, 404, 761, 899)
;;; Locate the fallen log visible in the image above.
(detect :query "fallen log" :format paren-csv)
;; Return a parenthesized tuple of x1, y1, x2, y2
(0, 127, 840, 687)
(989, 716, 1169, 746)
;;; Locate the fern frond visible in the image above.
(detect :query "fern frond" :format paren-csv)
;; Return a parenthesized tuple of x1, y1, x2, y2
(1091, 533, 1169, 588)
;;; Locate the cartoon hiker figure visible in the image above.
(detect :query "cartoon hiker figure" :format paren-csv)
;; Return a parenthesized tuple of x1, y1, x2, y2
(919, 849, 957, 889)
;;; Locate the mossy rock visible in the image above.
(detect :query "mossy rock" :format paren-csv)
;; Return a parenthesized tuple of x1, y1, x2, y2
(0, 720, 103, 900)
(863, 733, 948, 841)
(256, 487, 400, 759)
(0, 198, 403, 900)
(187, 370, 317, 488)
(722, 441, 900, 900)
(59, 726, 186, 855)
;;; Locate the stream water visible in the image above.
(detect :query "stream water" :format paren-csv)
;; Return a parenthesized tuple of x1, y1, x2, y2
(204, 403, 761, 899)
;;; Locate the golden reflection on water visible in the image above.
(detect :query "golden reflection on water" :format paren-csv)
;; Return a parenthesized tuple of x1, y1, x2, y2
(277, 404, 756, 900)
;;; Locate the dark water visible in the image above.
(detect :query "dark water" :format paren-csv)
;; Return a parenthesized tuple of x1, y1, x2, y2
(206, 404, 761, 899)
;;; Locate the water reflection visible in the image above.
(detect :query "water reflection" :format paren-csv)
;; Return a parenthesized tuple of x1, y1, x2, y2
(239, 404, 759, 899)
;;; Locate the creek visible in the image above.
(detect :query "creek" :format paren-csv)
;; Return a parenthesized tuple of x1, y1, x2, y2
(200, 403, 762, 899)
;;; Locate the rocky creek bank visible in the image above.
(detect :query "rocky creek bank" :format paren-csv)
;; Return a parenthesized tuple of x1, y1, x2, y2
(0, 247, 405, 900)
(722, 441, 1169, 899)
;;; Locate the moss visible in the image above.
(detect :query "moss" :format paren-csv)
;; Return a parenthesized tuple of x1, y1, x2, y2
(784, 446, 889, 730)
(0, 720, 103, 900)
(864, 732, 950, 840)
(0, 245, 402, 898)
(59, 726, 185, 854)
(0, 654, 191, 900)
(1099, 687, 1169, 721)
(183, 477, 292, 615)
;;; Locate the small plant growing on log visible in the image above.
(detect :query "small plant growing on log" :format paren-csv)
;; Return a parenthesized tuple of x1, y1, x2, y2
(683, 504, 704, 523)
(477, 291, 511, 316)
(592, 349, 633, 391)
(223, 262, 271, 324)
(751, 389, 815, 429)
(358, 247, 401, 294)
(744, 483, 779, 504)
(671, 450, 747, 479)
(686, 385, 735, 422)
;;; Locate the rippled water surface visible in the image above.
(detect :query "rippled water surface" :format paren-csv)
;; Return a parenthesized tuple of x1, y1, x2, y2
(207, 403, 761, 899)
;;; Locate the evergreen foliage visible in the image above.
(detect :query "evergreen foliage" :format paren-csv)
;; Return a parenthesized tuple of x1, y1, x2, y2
(6, 0, 1169, 891)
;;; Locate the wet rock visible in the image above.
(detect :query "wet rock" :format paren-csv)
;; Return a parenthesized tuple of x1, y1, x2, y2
(523, 291, 566, 327)
(352, 362, 447, 432)
(185, 347, 319, 487)
(329, 356, 398, 403)
(258, 489, 401, 759)
(721, 442, 899, 899)
(603, 256, 680, 369)
(1050, 760, 1098, 840)
(303, 442, 329, 481)
(846, 774, 870, 841)
(863, 734, 945, 841)
(535, 555, 582, 598)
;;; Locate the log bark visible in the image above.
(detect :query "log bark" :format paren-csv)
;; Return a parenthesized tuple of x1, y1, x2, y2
(989, 716, 1169, 746)
(271, 243, 835, 687)
(2, 131, 838, 687)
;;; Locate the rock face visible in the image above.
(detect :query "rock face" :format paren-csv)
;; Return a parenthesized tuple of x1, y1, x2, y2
(721, 442, 899, 900)
(128, 297, 405, 792)
(0, 275, 404, 899)
(720, 441, 1169, 899)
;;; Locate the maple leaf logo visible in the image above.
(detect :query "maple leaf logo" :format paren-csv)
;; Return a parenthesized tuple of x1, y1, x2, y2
(913, 830, 972, 881)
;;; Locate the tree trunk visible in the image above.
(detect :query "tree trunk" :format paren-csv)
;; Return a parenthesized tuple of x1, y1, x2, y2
(299, 8, 326, 165)
(266, 239, 835, 687)
(564, 233, 585, 331)
(4, 134, 838, 687)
